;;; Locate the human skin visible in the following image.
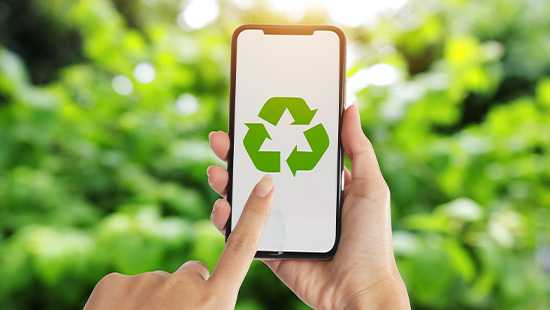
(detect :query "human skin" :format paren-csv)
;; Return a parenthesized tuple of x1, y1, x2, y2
(84, 175, 276, 310)
(207, 103, 411, 309)
(84, 104, 410, 310)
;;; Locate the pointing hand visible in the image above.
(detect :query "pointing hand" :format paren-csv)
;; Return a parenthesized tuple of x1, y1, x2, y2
(85, 176, 275, 310)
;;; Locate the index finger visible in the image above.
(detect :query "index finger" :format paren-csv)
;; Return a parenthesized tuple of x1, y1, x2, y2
(208, 175, 274, 291)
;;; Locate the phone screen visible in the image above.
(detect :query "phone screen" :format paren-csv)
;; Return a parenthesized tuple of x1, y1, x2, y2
(231, 28, 343, 253)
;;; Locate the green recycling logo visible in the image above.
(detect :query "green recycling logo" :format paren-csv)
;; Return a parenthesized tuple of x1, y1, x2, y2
(243, 97, 329, 177)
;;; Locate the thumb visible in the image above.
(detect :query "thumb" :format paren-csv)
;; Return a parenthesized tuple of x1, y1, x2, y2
(341, 103, 388, 203)
(340, 104, 392, 249)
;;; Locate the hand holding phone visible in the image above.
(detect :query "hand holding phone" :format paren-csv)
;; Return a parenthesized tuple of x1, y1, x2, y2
(208, 104, 411, 309)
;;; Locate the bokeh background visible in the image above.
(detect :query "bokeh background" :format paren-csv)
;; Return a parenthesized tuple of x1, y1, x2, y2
(1, 0, 549, 309)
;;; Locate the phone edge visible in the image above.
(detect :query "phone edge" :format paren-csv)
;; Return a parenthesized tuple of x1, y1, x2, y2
(226, 24, 347, 260)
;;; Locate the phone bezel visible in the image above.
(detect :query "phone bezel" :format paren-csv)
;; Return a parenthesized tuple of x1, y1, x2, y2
(226, 24, 346, 259)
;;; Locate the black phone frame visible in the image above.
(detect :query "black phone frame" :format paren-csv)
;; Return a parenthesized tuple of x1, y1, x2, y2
(226, 24, 346, 259)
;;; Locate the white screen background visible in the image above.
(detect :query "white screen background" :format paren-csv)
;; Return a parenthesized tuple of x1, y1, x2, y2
(232, 29, 340, 252)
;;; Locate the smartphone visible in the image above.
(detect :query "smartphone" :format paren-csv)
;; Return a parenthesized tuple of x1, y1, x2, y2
(226, 24, 346, 259)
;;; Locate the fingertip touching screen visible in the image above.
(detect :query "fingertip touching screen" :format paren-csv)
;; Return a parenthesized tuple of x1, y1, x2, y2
(231, 28, 342, 253)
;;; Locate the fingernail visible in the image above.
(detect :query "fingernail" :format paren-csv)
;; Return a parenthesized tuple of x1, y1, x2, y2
(207, 165, 213, 178)
(208, 131, 214, 140)
(254, 175, 273, 198)
(344, 100, 354, 110)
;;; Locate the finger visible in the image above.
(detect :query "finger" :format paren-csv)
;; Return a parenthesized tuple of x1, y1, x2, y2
(211, 199, 231, 235)
(176, 260, 211, 280)
(209, 131, 230, 162)
(207, 165, 228, 197)
(209, 175, 274, 290)
(343, 166, 352, 198)
(341, 104, 388, 202)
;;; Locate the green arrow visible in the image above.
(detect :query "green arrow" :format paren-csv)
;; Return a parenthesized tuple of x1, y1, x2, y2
(286, 123, 329, 176)
(258, 97, 318, 126)
(243, 123, 280, 173)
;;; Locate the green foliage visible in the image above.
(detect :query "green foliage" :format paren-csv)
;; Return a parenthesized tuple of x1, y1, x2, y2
(0, 0, 549, 309)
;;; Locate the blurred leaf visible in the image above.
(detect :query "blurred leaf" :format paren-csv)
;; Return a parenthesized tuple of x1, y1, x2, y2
(1, 0, 550, 309)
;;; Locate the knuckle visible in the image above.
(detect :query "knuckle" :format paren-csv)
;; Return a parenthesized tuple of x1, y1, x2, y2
(226, 232, 258, 254)
(140, 271, 157, 277)
(351, 180, 390, 204)
(143, 270, 169, 279)
(164, 272, 187, 288)
(186, 260, 209, 272)
(100, 272, 126, 284)
(348, 145, 367, 160)
(153, 270, 170, 278)
(352, 136, 373, 157)
(244, 200, 269, 219)
(170, 261, 210, 282)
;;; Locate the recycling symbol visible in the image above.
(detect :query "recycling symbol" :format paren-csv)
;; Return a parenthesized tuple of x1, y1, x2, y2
(243, 97, 329, 177)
